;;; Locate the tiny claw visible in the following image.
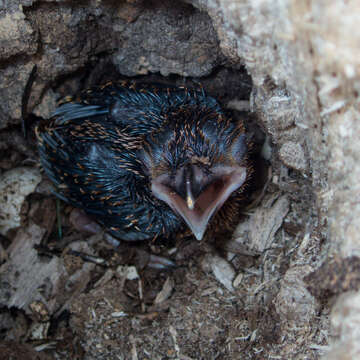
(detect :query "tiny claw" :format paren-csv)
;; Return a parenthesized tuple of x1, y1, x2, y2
(67, 249, 109, 266)
(69, 208, 102, 234)
(148, 254, 176, 270)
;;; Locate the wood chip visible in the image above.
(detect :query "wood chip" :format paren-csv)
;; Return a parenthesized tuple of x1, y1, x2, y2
(154, 277, 174, 304)
(233, 194, 290, 253)
(117, 265, 139, 280)
(208, 254, 235, 292)
(233, 272, 244, 288)
(0, 167, 41, 235)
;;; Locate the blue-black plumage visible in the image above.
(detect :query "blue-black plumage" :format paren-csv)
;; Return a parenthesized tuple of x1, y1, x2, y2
(36, 81, 251, 241)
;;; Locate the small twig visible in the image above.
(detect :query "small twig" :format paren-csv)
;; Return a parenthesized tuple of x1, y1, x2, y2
(138, 277, 146, 313)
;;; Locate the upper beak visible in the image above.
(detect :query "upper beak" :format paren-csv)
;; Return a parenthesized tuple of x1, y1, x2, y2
(151, 166, 247, 240)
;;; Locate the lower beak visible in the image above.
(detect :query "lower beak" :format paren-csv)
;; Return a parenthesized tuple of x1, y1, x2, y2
(151, 166, 247, 240)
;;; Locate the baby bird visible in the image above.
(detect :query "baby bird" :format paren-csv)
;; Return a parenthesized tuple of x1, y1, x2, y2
(36, 81, 251, 241)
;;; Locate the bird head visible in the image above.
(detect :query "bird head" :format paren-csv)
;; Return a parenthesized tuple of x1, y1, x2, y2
(141, 103, 249, 241)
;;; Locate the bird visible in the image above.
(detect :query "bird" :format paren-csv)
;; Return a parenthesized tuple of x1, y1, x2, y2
(36, 81, 251, 242)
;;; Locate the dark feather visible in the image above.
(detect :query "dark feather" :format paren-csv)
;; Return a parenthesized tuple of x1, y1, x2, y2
(36, 81, 250, 241)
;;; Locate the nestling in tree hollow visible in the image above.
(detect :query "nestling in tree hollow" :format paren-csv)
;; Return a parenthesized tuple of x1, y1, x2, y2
(36, 81, 252, 241)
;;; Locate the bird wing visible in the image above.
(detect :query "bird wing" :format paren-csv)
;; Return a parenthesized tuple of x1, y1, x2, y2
(37, 98, 180, 241)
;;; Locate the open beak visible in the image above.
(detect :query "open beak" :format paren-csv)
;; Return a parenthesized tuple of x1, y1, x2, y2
(151, 166, 247, 240)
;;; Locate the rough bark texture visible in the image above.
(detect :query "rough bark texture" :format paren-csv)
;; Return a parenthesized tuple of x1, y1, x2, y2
(0, 0, 359, 359)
